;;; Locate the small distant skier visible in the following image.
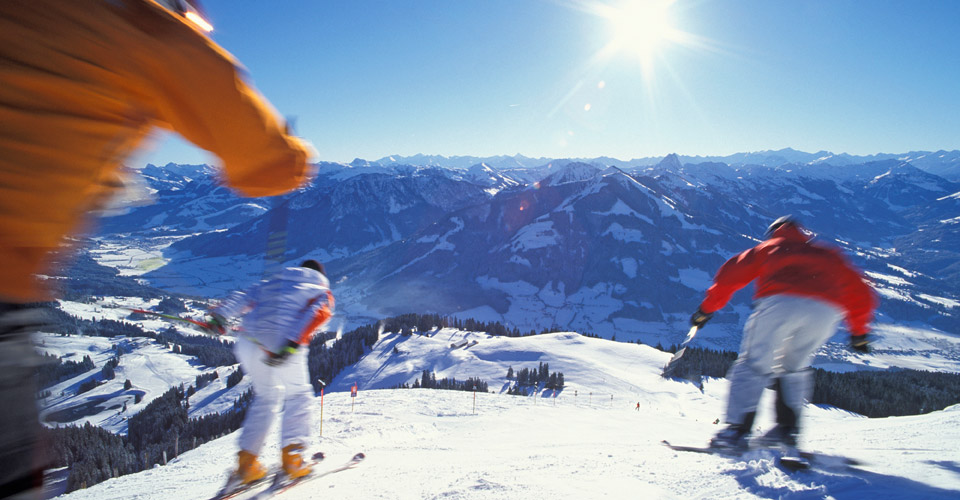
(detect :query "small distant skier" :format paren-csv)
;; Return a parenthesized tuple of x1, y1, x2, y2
(206, 260, 334, 487)
(0, 1, 312, 496)
(690, 216, 875, 450)
(636, 402, 640, 411)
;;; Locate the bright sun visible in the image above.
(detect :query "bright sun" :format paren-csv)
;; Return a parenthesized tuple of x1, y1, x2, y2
(598, 0, 681, 68)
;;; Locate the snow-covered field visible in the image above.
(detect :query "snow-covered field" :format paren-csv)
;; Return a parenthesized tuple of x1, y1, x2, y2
(38, 298, 249, 434)
(55, 330, 960, 499)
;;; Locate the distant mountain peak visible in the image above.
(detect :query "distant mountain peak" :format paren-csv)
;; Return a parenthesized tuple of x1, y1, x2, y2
(349, 158, 381, 168)
(541, 162, 602, 187)
(657, 153, 683, 170)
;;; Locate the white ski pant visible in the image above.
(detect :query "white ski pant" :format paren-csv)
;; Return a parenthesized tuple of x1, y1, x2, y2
(235, 336, 313, 455)
(725, 295, 843, 428)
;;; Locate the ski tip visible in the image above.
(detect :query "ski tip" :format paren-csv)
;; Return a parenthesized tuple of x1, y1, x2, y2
(353, 452, 366, 461)
(311, 451, 325, 461)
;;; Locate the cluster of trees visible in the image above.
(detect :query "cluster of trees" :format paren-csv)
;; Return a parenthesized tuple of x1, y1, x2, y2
(100, 354, 120, 381)
(36, 353, 95, 388)
(455, 319, 582, 337)
(661, 347, 738, 381)
(45, 307, 236, 368)
(226, 367, 244, 388)
(380, 313, 449, 335)
(44, 422, 139, 492)
(155, 296, 188, 315)
(127, 383, 254, 469)
(506, 362, 565, 394)
(663, 346, 960, 417)
(47, 381, 253, 493)
(46, 306, 148, 339)
(396, 370, 489, 392)
(811, 368, 960, 417)
(187, 371, 219, 396)
(156, 327, 236, 367)
(372, 312, 577, 338)
(306, 324, 377, 393)
(76, 377, 101, 395)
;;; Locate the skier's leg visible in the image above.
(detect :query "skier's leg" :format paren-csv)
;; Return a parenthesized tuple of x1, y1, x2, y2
(773, 378, 797, 431)
(0, 304, 49, 499)
(234, 337, 282, 456)
(278, 349, 313, 478)
(278, 349, 312, 449)
(776, 297, 843, 440)
(723, 360, 769, 427)
(723, 297, 792, 428)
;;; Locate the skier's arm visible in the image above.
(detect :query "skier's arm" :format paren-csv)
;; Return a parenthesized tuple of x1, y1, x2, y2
(837, 257, 877, 336)
(294, 290, 335, 346)
(136, 9, 312, 197)
(700, 246, 764, 313)
(211, 282, 261, 321)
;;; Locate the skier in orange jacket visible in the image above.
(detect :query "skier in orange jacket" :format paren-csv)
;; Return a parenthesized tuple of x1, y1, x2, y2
(0, 1, 313, 495)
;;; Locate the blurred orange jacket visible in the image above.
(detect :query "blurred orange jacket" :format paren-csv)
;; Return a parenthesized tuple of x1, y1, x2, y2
(0, 0, 312, 301)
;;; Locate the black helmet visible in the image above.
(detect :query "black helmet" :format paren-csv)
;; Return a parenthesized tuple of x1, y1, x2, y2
(300, 259, 326, 276)
(154, 0, 213, 32)
(765, 215, 800, 238)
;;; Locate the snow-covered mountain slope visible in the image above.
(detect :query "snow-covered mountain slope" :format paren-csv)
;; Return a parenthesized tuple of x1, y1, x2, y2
(91, 154, 960, 363)
(38, 298, 249, 434)
(57, 329, 960, 499)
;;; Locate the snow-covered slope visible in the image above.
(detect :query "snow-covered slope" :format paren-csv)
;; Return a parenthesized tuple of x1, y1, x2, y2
(39, 298, 249, 434)
(57, 329, 960, 499)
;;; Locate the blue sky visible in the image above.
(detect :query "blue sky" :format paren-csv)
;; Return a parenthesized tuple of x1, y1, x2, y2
(138, 0, 960, 166)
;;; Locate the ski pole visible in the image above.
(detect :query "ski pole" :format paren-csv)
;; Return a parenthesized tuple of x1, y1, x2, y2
(124, 308, 218, 332)
(662, 325, 700, 378)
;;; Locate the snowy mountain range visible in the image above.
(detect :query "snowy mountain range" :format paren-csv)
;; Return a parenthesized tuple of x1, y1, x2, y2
(367, 149, 960, 181)
(93, 150, 959, 356)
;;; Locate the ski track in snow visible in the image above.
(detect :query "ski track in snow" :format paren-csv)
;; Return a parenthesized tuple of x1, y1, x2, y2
(55, 330, 960, 499)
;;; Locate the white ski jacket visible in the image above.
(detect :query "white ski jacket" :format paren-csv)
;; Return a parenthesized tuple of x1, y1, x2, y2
(213, 267, 334, 353)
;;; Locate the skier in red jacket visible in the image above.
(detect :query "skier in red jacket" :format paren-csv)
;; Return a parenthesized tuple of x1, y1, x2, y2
(691, 216, 876, 450)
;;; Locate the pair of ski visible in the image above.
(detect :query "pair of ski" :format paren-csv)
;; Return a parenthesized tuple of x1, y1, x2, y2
(662, 440, 861, 471)
(210, 452, 365, 500)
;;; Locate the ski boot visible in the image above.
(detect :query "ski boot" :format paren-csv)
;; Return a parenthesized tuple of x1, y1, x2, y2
(235, 450, 267, 485)
(710, 424, 750, 450)
(752, 424, 799, 449)
(282, 444, 313, 480)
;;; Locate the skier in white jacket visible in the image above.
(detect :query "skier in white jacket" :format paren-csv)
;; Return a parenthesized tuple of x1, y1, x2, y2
(206, 259, 334, 486)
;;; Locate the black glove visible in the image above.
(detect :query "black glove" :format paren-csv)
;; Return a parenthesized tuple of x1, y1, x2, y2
(264, 340, 300, 367)
(690, 308, 713, 328)
(201, 313, 227, 336)
(850, 334, 870, 353)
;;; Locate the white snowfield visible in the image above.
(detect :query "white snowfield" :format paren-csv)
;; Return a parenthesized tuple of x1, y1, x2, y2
(39, 299, 250, 433)
(56, 329, 960, 499)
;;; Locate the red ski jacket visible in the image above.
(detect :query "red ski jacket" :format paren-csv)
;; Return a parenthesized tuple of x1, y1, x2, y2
(699, 225, 876, 335)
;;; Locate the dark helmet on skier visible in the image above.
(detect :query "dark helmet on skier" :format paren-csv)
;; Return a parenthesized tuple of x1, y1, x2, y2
(765, 215, 802, 238)
(154, 0, 213, 32)
(300, 259, 326, 276)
